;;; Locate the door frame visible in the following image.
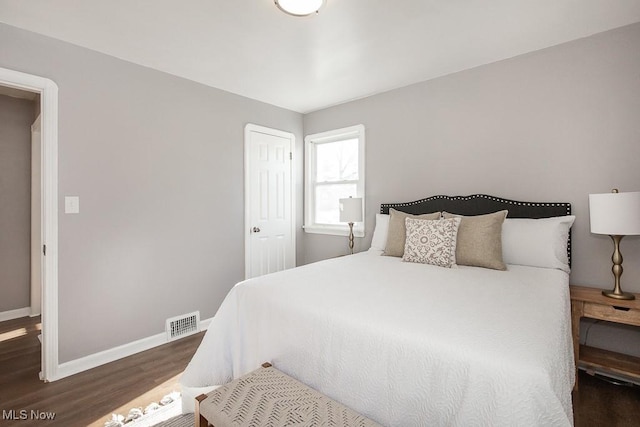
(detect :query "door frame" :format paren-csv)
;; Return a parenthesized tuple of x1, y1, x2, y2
(31, 114, 42, 317)
(0, 67, 59, 382)
(244, 123, 296, 279)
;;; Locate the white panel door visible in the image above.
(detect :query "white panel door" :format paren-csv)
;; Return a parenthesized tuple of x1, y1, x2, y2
(245, 124, 295, 279)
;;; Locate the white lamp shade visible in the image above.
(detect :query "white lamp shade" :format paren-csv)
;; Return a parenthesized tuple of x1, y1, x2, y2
(275, 0, 325, 16)
(589, 191, 640, 235)
(339, 197, 363, 223)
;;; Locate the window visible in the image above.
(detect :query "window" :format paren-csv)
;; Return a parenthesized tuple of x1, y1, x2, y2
(304, 125, 365, 236)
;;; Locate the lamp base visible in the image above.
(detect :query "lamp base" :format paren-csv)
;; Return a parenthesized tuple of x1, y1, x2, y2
(602, 235, 635, 301)
(602, 289, 636, 300)
(347, 222, 354, 255)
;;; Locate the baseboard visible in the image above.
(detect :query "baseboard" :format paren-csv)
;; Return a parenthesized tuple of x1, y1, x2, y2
(200, 317, 212, 330)
(0, 307, 31, 322)
(55, 317, 212, 381)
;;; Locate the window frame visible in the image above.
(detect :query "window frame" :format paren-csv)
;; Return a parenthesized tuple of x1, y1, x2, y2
(304, 124, 365, 237)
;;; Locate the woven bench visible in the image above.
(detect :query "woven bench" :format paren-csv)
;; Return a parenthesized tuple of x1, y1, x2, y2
(195, 362, 381, 427)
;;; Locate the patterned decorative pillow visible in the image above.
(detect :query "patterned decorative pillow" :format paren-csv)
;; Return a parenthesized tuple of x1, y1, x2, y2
(402, 217, 461, 268)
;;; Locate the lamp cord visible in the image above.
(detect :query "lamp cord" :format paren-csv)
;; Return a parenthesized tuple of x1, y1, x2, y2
(582, 319, 601, 346)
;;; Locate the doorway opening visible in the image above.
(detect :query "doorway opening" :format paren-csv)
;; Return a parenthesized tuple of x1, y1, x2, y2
(0, 89, 39, 322)
(0, 66, 59, 382)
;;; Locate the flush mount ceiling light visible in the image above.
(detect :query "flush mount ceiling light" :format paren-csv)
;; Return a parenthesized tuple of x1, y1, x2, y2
(275, 0, 325, 17)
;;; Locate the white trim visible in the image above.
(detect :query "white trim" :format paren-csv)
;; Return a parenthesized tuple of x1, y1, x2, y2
(0, 307, 31, 322)
(56, 333, 168, 380)
(244, 124, 296, 279)
(55, 317, 213, 381)
(199, 317, 213, 330)
(304, 124, 365, 236)
(0, 67, 59, 382)
(30, 114, 42, 317)
(303, 224, 364, 237)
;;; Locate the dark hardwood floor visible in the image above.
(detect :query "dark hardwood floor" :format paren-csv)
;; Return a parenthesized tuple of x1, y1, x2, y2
(573, 370, 640, 426)
(1, 316, 638, 426)
(0, 316, 203, 426)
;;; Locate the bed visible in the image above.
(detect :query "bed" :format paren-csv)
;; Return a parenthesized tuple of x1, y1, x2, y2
(181, 194, 576, 426)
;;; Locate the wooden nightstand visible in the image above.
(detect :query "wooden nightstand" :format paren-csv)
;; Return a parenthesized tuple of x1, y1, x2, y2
(570, 285, 640, 389)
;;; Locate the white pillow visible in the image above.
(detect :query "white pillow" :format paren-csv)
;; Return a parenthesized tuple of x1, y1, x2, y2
(502, 215, 576, 273)
(369, 214, 390, 252)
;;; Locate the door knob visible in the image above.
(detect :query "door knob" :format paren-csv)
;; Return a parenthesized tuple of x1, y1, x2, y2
(252, 227, 261, 233)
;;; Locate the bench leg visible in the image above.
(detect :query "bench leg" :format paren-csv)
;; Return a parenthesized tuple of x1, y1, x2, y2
(195, 394, 210, 427)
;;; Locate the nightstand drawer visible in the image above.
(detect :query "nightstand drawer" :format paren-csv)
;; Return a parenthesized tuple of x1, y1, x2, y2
(570, 285, 640, 390)
(583, 302, 640, 326)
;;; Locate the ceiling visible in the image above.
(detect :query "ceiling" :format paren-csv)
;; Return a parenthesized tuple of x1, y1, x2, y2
(1, 0, 639, 113)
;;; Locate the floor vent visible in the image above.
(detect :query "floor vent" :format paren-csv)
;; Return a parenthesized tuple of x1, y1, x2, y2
(166, 311, 200, 342)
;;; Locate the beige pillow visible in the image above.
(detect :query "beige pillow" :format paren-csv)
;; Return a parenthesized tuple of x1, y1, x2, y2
(383, 208, 441, 257)
(403, 217, 461, 268)
(442, 210, 508, 270)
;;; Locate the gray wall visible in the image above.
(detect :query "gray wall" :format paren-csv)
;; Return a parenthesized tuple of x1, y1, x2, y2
(303, 23, 640, 294)
(0, 95, 34, 312)
(0, 23, 303, 363)
(2, 19, 639, 363)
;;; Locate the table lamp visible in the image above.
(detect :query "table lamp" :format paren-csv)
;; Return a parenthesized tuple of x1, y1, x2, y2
(589, 189, 640, 300)
(339, 197, 363, 254)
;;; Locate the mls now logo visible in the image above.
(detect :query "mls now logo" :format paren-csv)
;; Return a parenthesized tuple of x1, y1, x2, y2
(2, 409, 56, 420)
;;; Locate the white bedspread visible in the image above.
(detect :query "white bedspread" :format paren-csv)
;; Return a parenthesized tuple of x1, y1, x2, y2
(181, 252, 575, 426)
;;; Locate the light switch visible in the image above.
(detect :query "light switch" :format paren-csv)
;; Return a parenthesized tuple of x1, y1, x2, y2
(65, 196, 80, 214)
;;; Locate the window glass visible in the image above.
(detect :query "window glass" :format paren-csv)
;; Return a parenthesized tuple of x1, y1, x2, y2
(304, 125, 365, 236)
(315, 183, 357, 224)
(315, 139, 359, 182)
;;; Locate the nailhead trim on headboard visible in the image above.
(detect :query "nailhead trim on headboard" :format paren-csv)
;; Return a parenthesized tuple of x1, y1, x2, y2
(380, 194, 572, 265)
(381, 194, 571, 213)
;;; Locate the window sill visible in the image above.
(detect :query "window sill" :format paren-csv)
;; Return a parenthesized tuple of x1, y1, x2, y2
(303, 225, 365, 238)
